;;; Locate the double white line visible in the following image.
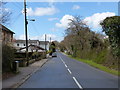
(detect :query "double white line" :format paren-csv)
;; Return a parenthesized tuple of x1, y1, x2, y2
(59, 56, 83, 90)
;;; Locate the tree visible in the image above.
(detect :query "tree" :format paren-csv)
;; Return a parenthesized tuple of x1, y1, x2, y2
(0, 2, 11, 25)
(49, 42, 56, 55)
(59, 15, 105, 59)
(100, 16, 120, 57)
(59, 40, 66, 52)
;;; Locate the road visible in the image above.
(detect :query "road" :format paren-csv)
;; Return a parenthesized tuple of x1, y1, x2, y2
(19, 52, 119, 89)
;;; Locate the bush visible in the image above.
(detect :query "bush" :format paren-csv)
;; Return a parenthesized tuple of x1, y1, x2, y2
(2, 44, 15, 73)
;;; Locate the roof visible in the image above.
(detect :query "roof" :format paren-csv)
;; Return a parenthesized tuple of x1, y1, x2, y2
(29, 40, 39, 43)
(15, 40, 49, 44)
(20, 44, 45, 50)
(15, 40, 39, 43)
(1, 24, 15, 34)
(39, 41, 49, 44)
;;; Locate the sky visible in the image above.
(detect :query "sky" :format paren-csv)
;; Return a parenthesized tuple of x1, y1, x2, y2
(4, 1, 118, 42)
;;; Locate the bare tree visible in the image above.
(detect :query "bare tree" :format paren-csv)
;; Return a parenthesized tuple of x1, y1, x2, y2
(0, 2, 11, 25)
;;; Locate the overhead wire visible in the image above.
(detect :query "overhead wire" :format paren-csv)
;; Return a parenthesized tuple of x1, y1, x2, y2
(11, 12, 22, 25)
(28, 22, 41, 39)
(12, 2, 23, 10)
(10, 2, 23, 25)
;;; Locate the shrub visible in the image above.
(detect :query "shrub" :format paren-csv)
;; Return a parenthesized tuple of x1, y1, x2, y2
(2, 44, 15, 73)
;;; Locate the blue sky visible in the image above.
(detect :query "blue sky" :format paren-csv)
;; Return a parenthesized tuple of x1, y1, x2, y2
(5, 2, 118, 42)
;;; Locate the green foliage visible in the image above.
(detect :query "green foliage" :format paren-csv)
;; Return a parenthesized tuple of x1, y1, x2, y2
(93, 49, 107, 64)
(15, 53, 26, 58)
(49, 42, 56, 52)
(59, 15, 119, 71)
(68, 55, 119, 76)
(32, 52, 39, 56)
(2, 44, 15, 72)
(100, 16, 120, 57)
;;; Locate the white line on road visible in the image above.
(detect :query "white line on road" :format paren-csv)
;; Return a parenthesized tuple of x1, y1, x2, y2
(59, 56, 65, 64)
(62, 61, 65, 64)
(67, 69, 72, 74)
(59, 56, 83, 89)
(65, 64, 68, 68)
(73, 77, 83, 89)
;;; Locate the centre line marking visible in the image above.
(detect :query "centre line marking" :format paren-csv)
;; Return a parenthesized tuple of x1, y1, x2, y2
(67, 69, 72, 74)
(62, 60, 65, 64)
(65, 64, 68, 68)
(72, 77, 83, 89)
(60, 56, 83, 89)
(59, 56, 66, 64)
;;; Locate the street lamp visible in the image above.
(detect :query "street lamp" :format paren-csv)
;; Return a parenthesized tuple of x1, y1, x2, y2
(27, 19, 35, 21)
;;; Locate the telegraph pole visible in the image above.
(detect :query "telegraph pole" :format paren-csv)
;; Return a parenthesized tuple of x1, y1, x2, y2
(24, 0, 29, 66)
(45, 34, 47, 51)
(45, 34, 47, 58)
(50, 37, 51, 43)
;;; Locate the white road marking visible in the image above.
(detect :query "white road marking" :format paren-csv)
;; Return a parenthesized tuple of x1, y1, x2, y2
(67, 69, 72, 74)
(65, 64, 68, 68)
(59, 56, 83, 89)
(62, 61, 65, 64)
(60, 56, 65, 64)
(72, 77, 83, 89)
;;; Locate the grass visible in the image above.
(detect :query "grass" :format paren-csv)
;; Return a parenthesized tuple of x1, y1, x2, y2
(67, 54, 119, 76)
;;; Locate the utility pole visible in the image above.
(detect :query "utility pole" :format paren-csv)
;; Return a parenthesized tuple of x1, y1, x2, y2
(45, 34, 47, 58)
(24, 0, 29, 66)
(50, 37, 51, 43)
(45, 34, 47, 51)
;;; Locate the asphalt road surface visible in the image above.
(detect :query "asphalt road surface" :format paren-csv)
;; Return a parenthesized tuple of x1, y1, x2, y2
(19, 52, 119, 89)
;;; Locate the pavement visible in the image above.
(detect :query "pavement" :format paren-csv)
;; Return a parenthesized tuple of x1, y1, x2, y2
(2, 58, 48, 88)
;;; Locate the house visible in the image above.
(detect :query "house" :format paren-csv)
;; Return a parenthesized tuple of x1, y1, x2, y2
(39, 41, 49, 51)
(14, 40, 40, 50)
(19, 44, 45, 52)
(14, 40, 50, 52)
(1, 24, 15, 44)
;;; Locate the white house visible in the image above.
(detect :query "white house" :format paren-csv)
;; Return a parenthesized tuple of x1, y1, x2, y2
(19, 45, 45, 52)
(39, 41, 49, 51)
(14, 40, 50, 52)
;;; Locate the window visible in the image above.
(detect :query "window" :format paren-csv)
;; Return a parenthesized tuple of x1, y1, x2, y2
(17, 44, 19, 46)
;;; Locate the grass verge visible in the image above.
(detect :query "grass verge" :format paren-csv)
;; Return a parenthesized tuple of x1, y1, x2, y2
(67, 54, 119, 76)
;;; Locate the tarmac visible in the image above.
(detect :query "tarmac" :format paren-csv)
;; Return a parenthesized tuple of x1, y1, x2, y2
(2, 58, 48, 88)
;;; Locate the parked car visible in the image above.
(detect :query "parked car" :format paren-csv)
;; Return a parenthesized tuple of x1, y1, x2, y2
(52, 52, 57, 57)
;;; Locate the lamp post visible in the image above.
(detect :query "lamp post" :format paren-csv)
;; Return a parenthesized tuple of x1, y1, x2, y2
(24, 0, 35, 66)
(27, 19, 35, 21)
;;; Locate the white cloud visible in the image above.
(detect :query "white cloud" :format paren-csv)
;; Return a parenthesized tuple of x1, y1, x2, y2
(16, 34, 26, 40)
(72, 5, 80, 10)
(50, 28, 58, 32)
(22, 6, 59, 16)
(83, 12, 115, 28)
(56, 15, 74, 28)
(48, 0, 55, 7)
(48, 18, 59, 21)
